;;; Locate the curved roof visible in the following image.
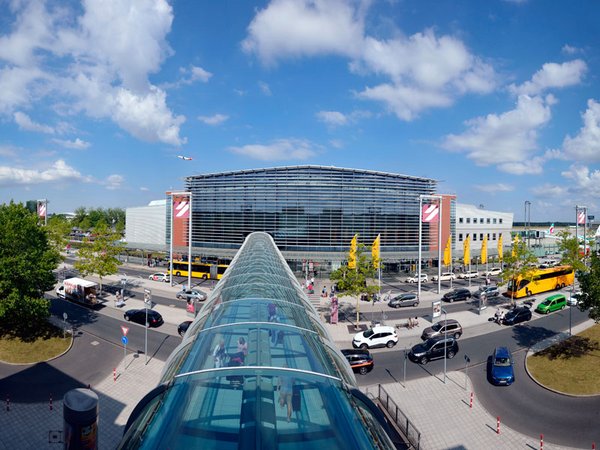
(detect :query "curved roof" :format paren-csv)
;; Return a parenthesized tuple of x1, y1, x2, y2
(119, 232, 395, 449)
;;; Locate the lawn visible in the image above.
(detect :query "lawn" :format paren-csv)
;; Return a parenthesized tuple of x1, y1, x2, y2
(527, 324, 600, 395)
(0, 322, 71, 364)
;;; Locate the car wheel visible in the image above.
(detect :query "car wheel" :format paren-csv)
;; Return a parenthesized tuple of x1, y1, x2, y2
(176, 271, 181, 277)
(447, 350, 455, 359)
(453, 332, 461, 339)
(202, 274, 208, 280)
(412, 302, 418, 307)
(360, 343, 368, 350)
(386, 341, 395, 348)
(359, 366, 368, 375)
(561, 305, 565, 310)
(125, 315, 130, 321)
(449, 298, 454, 303)
(526, 289, 532, 297)
(420, 356, 428, 365)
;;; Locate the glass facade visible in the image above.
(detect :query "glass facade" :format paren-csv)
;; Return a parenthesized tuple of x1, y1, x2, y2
(119, 233, 395, 449)
(184, 166, 438, 262)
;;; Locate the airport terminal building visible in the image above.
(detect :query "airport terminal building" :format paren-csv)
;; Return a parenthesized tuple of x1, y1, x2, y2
(125, 166, 512, 273)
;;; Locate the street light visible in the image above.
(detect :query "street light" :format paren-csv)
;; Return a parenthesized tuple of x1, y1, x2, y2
(524, 201, 531, 248)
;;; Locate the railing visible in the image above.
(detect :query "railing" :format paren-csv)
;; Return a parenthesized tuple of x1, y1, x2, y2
(377, 384, 422, 450)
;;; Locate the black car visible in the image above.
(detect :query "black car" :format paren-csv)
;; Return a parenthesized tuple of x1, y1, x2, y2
(408, 336, 459, 365)
(388, 293, 419, 308)
(178, 320, 192, 337)
(341, 349, 374, 375)
(124, 309, 164, 328)
(502, 306, 532, 325)
(442, 288, 472, 303)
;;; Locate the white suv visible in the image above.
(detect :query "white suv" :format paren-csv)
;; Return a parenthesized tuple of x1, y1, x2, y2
(458, 270, 479, 279)
(406, 273, 428, 283)
(432, 272, 456, 282)
(353, 325, 398, 349)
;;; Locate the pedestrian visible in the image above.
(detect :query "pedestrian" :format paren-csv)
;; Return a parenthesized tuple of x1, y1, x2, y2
(213, 338, 227, 368)
(413, 317, 419, 327)
(237, 336, 248, 358)
(322, 286, 327, 298)
(494, 308, 501, 324)
(407, 317, 413, 329)
(485, 277, 490, 286)
(278, 368, 294, 422)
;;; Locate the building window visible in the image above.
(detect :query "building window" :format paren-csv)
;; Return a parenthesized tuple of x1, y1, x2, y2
(473, 218, 477, 224)
(480, 218, 484, 224)
(473, 234, 477, 241)
(487, 218, 491, 224)
(480, 233, 484, 241)
(499, 218, 503, 224)
(493, 218, 497, 224)
(459, 217, 464, 224)
(493, 233, 496, 240)
(459, 233, 463, 242)
(487, 233, 490, 240)
(466, 218, 471, 224)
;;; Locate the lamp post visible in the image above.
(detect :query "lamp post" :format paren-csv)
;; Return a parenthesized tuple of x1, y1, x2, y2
(524, 201, 531, 248)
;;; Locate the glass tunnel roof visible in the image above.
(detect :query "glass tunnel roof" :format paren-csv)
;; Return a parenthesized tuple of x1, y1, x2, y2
(119, 232, 395, 450)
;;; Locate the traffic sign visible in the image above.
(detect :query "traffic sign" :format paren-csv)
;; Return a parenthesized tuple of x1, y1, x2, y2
(63, 312, 68, 321)
(121, 336, 128, 345)
(121, 326, 129, 337)
(144, 288, 152, 302)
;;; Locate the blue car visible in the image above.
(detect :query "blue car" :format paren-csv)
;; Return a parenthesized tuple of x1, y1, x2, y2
(489, 347, 515, 386)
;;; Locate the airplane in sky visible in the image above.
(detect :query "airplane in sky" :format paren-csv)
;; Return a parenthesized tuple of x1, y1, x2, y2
(176, 155, 192, 161)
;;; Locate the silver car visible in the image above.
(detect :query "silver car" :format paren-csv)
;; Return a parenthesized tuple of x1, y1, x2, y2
(176, 289, 208, 302)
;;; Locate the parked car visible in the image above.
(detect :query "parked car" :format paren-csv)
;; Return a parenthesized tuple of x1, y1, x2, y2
(124, 309, 164, 328)
(148, 272, 170, 282)
(535, 294, 567, 314)
(421, 319, 463, 340)
(501, 306, 532, 325)
(406, 273, 428, 283)
(408, 336, 459, 365)
(388, 293, 419, 308)
(341, 348, 374, 375)
(485, 267, 502, 277)
(489, 346, 515, 386)
(458, 270, 479, 279)
(352, 325, 398, 349)
(473, 285, 500, 299)
(431, 272, 456, 282)
(176, 289, 208, 302)
(178, 320, 192, 337)
(567, 291, 582, 306)
(442, 288, 472, 303)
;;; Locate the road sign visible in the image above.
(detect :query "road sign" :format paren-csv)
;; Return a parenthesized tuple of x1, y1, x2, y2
(121, 336, 128, 345)
(144, 288, 152, 302)
(63, 312, 68, 321)
(121, 326, 129, 337)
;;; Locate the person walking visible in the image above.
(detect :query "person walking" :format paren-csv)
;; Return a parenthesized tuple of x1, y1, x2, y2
(213, 339, 227, 368)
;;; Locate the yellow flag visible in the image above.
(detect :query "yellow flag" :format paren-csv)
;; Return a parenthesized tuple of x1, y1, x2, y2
(463, 234, 470, 266)
(498, 234, 503, 261)
(372, 234, 381, 269)
(443, 236, 452, 266)
(512, 234, 520, 257)
(481, 234, 488, 263)
(348, 234, 358, 269)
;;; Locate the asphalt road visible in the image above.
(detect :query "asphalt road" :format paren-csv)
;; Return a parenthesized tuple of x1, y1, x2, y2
(356, 307, 599, 447)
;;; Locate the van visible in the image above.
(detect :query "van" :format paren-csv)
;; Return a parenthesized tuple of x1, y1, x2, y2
(535, 294, 567, 314)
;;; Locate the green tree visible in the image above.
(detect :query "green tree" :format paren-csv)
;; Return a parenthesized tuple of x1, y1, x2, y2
(556, 229, 588, 295)
(0, 202, 60, 332)
(330, 241, 377, 327)
(74, 223, 124, 293)
(577, 252, 600, 323)
(46, 215, 72, 254)
(72, 206, 87, 228)
(498, 237, 538, 303)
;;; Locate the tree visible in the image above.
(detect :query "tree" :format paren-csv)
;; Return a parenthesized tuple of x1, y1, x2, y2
(0, 202, 60, 332)
(556, 229, 588, 296)
(497, 236, 538, 303)
(46, 215, 72, 254)
(74, 223, 125, 293)
(330, 240, 378, 328)
(577, 252, 600, 323)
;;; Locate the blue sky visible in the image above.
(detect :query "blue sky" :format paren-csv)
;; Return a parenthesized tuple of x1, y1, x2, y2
(1, 0, 599, 222)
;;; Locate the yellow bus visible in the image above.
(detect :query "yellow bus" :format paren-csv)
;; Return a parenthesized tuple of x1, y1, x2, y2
(506, 265, 574, 299)
(168, 261, 229, 280)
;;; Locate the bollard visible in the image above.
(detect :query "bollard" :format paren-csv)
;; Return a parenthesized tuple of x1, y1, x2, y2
(469, 392, 473, 409)
(113, 368, 116, 383)
(540, 434, 543, 449)
(592, 443, 595, 450)
(6, 395, 9, 412)
(49, 393, 53, 411)
(496, 416, 500, 434)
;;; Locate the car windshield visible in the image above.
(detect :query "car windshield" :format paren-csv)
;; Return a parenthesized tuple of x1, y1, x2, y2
(541, 299, 551, 306)
(431, 323, 442, 332)
(494, 356, 511, 366)
(363, 329, 374, 338)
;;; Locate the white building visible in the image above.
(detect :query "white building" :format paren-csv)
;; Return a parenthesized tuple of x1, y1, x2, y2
(125, 200, 167, 251)
(455, 203, 513, 260)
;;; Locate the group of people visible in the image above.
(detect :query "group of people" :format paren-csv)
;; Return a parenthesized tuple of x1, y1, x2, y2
(406, 317, 419, 329)
(494, 308, 505, 325)
(213, 336, 249, 369)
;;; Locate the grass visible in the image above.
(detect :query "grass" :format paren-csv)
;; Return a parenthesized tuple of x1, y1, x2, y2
(527, 324, 600, 395)
(0, 322, 71, 364)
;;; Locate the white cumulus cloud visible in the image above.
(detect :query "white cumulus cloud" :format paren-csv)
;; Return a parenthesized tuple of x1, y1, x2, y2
(509, 60, 587, 96)
(0, 159, 89, 186)
(105, 174, 124, 190)
(229, 139, 318, 161)
(562, 99, 600, 163)
(442, 95, 553, 173)
(52, 138, 91, 150)
(474, 183, 515, 193)
(316, 110, 348, 126)
(14, 111, 54, 134)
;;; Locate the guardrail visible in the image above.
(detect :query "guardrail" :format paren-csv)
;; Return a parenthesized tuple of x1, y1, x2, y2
(377, 384, 421, 450)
